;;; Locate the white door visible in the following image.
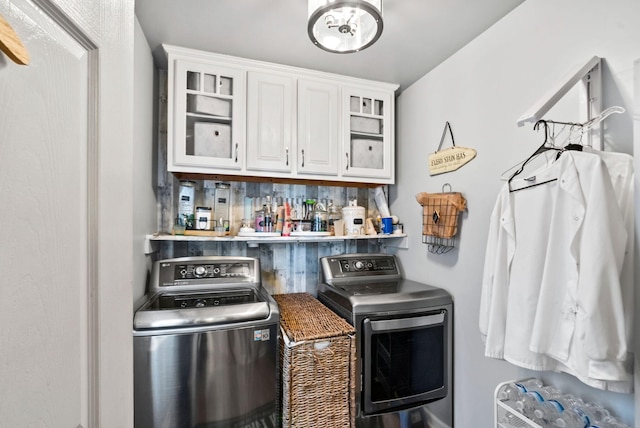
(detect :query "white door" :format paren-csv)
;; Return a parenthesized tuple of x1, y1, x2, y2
(0, 1, 133, 427)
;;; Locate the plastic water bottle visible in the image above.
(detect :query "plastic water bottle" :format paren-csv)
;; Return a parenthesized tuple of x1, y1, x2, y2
(556, 406, 599, 428)
(555, 394, 586, 410)
(584, 402, 611, 422)
(497, 378, 544, 402)
(532, 399, 566, 426)
(593, 416, 632, 428)
(588, 422, 629, 428)
(515, 386, 562, 417)
(556, 411, 588, 428)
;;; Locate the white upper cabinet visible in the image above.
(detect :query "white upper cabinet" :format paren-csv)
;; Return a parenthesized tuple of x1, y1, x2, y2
(246, 71, 296, 173)
(164, 45, 398, 184)
(297, 78, 340, 176)
(342, 87, 393, 180)
(168, 54, 246, 172)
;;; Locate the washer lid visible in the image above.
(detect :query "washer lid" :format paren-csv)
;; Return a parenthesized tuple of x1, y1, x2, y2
(133, 288, 271, 330)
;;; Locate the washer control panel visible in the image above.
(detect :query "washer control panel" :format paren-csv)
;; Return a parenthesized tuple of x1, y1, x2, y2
(173, 262, 251, 280)
(153, 257, 260, 289)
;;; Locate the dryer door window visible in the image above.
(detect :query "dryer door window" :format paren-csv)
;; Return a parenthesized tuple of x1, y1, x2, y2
(362, 310, 449, 414)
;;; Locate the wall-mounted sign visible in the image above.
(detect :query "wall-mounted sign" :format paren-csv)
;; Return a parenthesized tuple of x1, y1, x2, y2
(428, 122, 476, 176)
(428, 146, 477, 175)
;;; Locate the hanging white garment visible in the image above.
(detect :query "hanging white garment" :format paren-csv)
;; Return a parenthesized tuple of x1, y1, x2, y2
(480, 159, 560, 371)
(480, 151, 630, 391)
(533, 148, 634, 393)
(480, 153, 573, 371)
(580, 148, 634, 392)
(529, 151, 628, 380)
(585, 148, 634, 356)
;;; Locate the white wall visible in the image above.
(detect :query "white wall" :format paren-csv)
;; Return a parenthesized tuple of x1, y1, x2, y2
(133, 18, 157, 302)
(392, 0, 640, 426)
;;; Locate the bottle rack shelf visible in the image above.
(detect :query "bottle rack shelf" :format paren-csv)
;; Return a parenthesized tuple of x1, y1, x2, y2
(495, 378, 631, 428)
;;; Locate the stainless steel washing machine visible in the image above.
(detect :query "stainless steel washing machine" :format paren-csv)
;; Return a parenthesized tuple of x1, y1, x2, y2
(318, 253, 453, 428)
(133, 256, 280, 428)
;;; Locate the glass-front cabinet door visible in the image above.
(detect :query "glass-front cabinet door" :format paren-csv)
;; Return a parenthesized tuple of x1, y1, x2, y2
(168, 58, 246, 171)
(342, 87, 393, 180)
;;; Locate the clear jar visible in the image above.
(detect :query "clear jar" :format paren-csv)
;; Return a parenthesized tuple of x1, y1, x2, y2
(312, 202, 328, 232)
(328, 203, 341, 235)
(178, 180, 196, 230)
(195, 206, 212, 230)
(214, 183, 231, 231)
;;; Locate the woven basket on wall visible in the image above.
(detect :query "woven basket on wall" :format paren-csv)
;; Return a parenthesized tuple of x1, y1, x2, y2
(416, 190, 467, 253)
(416, 191, 467, 239)
(273, 293, 356, 428)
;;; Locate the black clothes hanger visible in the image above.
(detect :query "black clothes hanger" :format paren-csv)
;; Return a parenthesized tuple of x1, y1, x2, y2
(564, 143, 583, 151)
(508, 120, 563, 192)
(554, 124, 584, 159)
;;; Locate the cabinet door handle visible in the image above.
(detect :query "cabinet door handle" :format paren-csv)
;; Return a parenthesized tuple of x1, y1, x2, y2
(301, 149, 305, 168)
(286, 147, 289, 166)
(346, 152, 349, 170)
(235, 143, 238, 163)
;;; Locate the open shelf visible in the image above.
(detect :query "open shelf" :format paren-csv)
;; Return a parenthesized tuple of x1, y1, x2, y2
(145, 233, 408, 253)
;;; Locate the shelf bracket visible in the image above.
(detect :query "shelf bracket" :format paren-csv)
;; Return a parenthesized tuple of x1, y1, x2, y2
(144, 235, 158, 254)
(380, 236, 409, 250)
(517, 56, 602, 148)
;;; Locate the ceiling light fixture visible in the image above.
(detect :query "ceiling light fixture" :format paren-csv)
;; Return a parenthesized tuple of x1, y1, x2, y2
(308, 0, 383, 54)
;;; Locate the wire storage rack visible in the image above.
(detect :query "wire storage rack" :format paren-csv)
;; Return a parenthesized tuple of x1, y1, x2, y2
(415, 184, 467, 254)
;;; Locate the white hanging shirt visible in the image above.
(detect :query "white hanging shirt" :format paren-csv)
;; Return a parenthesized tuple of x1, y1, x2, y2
(481, 154, 565, 371)
(480, 151, 629, 389)
(569, 148, 635, 392)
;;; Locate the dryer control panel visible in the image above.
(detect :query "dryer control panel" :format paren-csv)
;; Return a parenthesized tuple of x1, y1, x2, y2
(320, 253, 401, 282)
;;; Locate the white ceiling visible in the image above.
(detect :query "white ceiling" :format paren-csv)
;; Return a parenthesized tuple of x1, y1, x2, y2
(135, 0, 524, 93)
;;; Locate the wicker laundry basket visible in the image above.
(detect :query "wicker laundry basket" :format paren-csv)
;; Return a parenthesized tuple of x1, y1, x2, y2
(273, 293, 356, 428)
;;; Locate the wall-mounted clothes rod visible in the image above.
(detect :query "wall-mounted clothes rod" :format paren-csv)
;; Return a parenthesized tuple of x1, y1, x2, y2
(517, 56, 605, 149)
